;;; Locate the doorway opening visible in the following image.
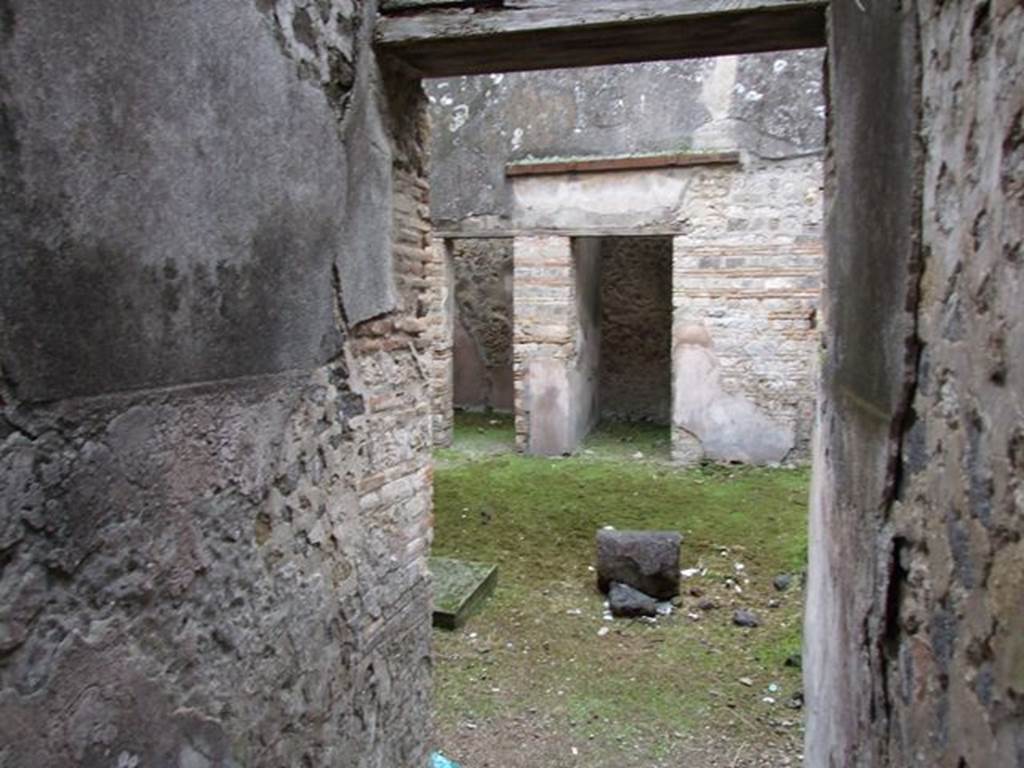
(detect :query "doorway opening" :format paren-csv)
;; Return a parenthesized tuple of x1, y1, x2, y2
(596, 234, 673, 449)
(422, 46, 824, 766)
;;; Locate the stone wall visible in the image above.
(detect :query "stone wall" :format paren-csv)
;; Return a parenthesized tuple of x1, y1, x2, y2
(428, 51, 826, 465)
(425, 237, 455, 446)
(427, 49, 826, 233)
(571, 238, 602, 445)
(806, 0, 1024, 765)
(449, 238, 514, 413)
(598, 237, 672, 424)
(672, 154, 824, 462)
(512, 236, 600, 455)
(0, 2, 432, 765)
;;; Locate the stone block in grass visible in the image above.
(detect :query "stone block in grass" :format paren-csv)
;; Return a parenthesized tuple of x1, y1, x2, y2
(430, 557, 498, 630)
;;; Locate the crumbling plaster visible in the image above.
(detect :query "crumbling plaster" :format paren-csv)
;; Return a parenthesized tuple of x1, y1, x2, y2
(427, 49, 825, 233)
(0, 1, 433, 765)
(806, 0, 1024, 765)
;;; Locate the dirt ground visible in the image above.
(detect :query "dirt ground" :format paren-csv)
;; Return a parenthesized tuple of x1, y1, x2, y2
(430, 413, 809, 768)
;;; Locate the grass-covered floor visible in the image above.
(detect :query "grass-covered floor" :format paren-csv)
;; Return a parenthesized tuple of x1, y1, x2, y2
(432, 412, 809, 768)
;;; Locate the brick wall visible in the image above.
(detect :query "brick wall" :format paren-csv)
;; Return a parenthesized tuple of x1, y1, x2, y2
(512, 236, 576, 450)
(0, 5, 436, 763)
(672, 156, 824, 462)
(425, 237, 455, 445)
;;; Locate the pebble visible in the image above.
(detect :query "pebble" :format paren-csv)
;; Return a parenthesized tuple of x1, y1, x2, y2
(773, 573, 793, 591)
(733, 609, 761, 628)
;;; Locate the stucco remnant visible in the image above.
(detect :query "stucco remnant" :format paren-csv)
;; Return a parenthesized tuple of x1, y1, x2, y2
(0, 1, 432, 764)
(806, 0, 1024, 765)
(672, 323, 794, 464)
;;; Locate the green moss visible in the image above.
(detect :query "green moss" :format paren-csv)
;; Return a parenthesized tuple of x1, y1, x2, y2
(434, 410, 516, 468)
(432, 415, 810, 761)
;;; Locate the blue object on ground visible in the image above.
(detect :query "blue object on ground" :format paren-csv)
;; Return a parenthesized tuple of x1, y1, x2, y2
(431, 753, 461, 768)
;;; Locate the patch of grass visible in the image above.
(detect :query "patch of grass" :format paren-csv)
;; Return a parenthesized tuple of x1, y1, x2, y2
(434, 410, 516, 467)
(577, 420, 672, 462)
(432, 414, 810, 766)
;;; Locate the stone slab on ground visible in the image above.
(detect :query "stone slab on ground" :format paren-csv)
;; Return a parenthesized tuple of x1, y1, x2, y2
(608, 581, 658, 618)
(596, 530, 682, 599)
(430, 557, 498, 630)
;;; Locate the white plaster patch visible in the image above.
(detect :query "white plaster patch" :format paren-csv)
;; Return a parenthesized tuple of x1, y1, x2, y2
(448, 104, 469, 132)
(701, 55, 739, 122)
(511, 168, 693, 230)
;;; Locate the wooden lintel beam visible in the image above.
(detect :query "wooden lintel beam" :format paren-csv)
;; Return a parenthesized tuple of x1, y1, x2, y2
(380, 0, 497, 12)
(505, 151, 742, 177)
(376, 0, 827, 78)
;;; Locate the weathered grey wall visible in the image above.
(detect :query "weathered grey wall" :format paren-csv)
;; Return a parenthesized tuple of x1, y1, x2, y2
(513, 235, 600, 455)
(0, 1, 433, 765)
(427, 50, 825, 232)
(570, 237, 602, 446)
(450, 238, 514, 412)
(598, 237, 672, 424)
(428, 51, 826, 466)
(806, 0, 1024, 765)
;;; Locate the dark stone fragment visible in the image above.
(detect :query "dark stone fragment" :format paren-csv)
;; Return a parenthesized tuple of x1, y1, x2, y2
(596, 530, 682, 599)
(698, 598, 719, 611)
(773, 573, 793, 592)
(609, 582, 658, 618)
(733, 609, 761, 628)
(784, 653, 802, 669)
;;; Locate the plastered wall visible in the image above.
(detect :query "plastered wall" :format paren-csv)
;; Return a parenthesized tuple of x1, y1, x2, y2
(0, 2, 433, 764)
(806, 1, 1024, 765)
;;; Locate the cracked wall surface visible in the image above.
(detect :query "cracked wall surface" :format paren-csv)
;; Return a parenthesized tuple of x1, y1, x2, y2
(671, 156, 823, 464)
(807, 0, 1023, 765)
(0, 1, 432, 765)
(426, 49, 826, 233)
